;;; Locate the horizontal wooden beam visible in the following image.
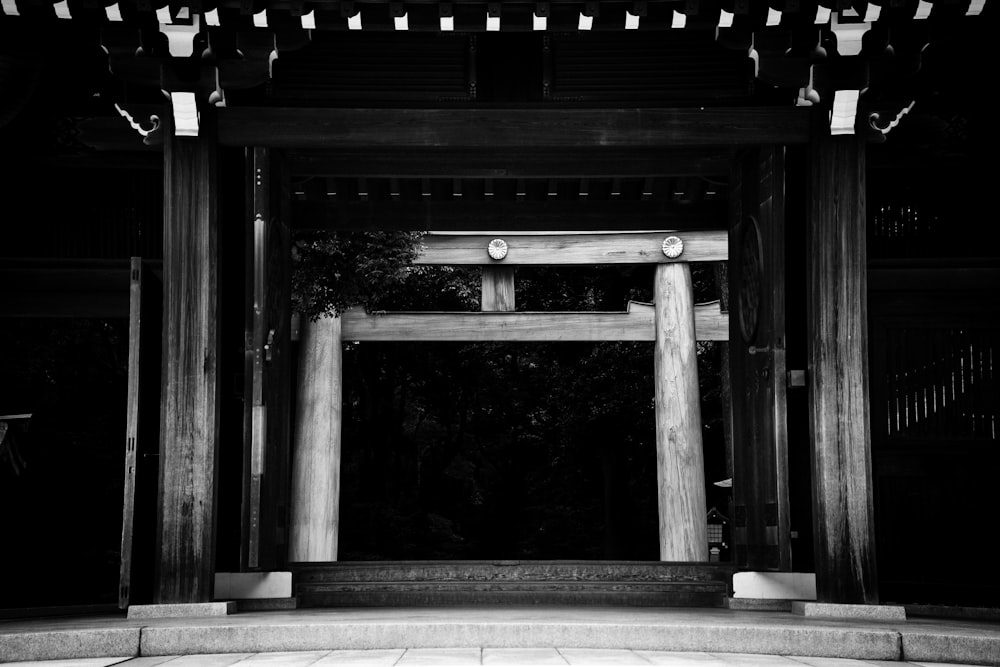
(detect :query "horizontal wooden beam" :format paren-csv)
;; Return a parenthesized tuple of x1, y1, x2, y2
(416, 231, 727, 265)
(219, 107, 811, 150)
(291, 200, 727, 232)
(287, 149, 730, 178)
(340, 301, 728, 342)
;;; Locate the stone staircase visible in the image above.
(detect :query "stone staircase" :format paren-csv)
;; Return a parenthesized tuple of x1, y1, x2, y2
(290, 560, 736, 608)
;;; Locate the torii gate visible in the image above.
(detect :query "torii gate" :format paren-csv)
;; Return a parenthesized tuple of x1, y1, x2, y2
(287, 229, 729, 563)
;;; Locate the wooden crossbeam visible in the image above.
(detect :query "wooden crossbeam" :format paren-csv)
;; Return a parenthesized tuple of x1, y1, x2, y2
(218, 107, 811, 149)
(416, 231, 727, 264)
(287, 148, 729, 178)
(340, 301, 727, 342)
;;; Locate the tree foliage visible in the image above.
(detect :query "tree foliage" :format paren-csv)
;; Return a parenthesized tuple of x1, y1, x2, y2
(291, 229, 425, 319)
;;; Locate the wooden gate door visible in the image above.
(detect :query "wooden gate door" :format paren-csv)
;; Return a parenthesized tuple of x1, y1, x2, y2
(728, 146, 791, 571)
(119, 257, 162, 608)
(241, 148, 294, 571)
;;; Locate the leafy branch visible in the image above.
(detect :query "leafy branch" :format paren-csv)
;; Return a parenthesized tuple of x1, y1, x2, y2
(291, 229, 425, 320)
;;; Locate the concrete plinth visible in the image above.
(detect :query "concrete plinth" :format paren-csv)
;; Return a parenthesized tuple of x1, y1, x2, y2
(732, 572, 816, 600)
(126, 602, 236, 619)
(790, 601, 906, 621)
(235, 597, 300, 612)
(214, 572, 292, 599)
(724, 598, 792, 612)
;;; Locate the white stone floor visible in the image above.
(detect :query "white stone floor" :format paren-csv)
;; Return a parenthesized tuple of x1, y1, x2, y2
(0, 651, 985, 667)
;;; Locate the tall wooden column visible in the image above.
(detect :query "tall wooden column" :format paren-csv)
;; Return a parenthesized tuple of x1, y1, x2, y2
(289, 316, 343, 562)
(157, 110, 221, 603)
(807, 134, 878, 603)
(654, 263, 708, 561)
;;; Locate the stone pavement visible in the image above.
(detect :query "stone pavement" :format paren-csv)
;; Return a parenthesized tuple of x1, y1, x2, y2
(2, 607, 998, 666)
(0, 650, 990, 667)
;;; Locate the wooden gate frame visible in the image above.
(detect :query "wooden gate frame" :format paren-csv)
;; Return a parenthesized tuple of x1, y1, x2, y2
(287, 230, 729, 563)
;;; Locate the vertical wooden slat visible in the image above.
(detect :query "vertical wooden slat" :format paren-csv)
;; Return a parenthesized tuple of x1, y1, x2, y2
(761, 147, 790, 568)
(714, 262, 734, 484)
(243, 147, 294, 571)
(933, 328, 944, 434)
(289, 316, 343, 562)
(157, 112, 221, 603)
(119, 257, 142, 609)
(807, 134, 878, 604)
(654, 262, 708, 562)
(266, 152, 294, 569)
(482, 266, 516, 312)
(242, 148, 269, 569)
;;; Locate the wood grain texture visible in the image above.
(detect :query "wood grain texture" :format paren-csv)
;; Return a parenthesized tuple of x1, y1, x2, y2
(119, 258, 142, 609)
(728, 146, 791, 571)
(341, 303, 728, 342)
(654, 264, 708, 561)
(219, 107, 811, 149)
(482, 266, 515, 312)
(157, 122, 220, 604)
(289, 316, 343, 562)
(807, 134, 878, 604)
(416, 231, 727, 265)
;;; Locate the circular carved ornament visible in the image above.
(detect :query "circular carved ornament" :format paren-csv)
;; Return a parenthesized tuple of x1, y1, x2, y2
(487, 238, 508, 261)
(661, 235, 684, 259)
(738, 216, 763, 344)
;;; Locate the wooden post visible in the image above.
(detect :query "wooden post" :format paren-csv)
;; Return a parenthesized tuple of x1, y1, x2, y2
(654, 263, 708, 561)
(119, 258, 161, 608)
(807, 134, 878, 604)
(242, 147, 293, 571)
(157, 112, 221, 603)
(289, 315, 343, 562)
(482, 266, 515, 312)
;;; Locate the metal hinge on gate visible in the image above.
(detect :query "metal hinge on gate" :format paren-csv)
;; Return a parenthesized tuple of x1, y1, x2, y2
(264, 328, 275, 361)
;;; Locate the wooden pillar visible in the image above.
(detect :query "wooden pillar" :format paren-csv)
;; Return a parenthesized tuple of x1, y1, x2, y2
(289, 315, 342, 562)
(654, 263, 708, 561)
(807, 134, 878, 603)
(157, 112, 221, 603)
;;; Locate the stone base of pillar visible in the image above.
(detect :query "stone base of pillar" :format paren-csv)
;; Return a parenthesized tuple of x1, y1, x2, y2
(791, 601, 907, 621)
(733, 572, 817, 600)
(126, 602, 236, 619)
(234, 597, 299, 612)
(724, 598, 792, 612)
(214, 572, 292, 599)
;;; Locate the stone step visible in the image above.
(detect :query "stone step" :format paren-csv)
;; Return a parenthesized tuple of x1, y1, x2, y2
(292, 560, 736, 582)
(291, 561, 736, 608)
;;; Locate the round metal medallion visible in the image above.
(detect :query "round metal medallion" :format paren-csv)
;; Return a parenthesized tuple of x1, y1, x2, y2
(738, 216, 763, 344)
(487, 238, 508, 261)
(661, 235, 684, 259)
